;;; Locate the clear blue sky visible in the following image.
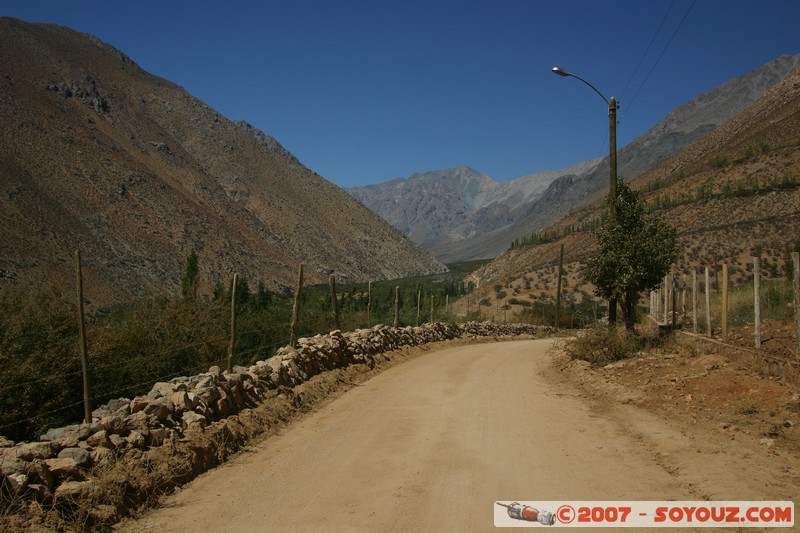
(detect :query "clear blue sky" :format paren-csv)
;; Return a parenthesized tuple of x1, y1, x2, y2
(4, 1, 799, 187)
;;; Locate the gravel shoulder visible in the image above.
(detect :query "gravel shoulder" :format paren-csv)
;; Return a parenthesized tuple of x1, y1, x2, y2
(547, 334, 800, 505)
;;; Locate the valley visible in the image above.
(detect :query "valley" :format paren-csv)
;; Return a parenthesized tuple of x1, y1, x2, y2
(1, 11, 799, 533)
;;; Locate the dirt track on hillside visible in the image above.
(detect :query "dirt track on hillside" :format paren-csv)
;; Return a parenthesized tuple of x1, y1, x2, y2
(116, 339, 797, 532)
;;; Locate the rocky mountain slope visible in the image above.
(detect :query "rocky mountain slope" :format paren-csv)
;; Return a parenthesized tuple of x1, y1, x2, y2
(464, 65, 800, 315)
(352, 54, 800, 262)
(351, 167, 498, 245)
(350, 160, 599, 259)
(0, 18, 446, 306)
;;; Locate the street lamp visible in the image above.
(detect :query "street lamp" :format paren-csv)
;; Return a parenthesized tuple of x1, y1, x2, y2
(551, 67, 618, 213)
(552, 66, 619, 322)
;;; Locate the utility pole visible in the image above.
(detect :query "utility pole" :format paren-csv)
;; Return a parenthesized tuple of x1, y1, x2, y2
(553, 67, 618, 323)
(75, 250, 92, 423)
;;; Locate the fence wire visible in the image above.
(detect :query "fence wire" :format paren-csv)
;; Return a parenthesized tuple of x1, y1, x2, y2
(0, 254, 476, 440)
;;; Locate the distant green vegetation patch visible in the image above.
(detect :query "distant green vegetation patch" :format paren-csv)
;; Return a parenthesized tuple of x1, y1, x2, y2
(646, 173, 798, 211)
(509, 217, 603, 250)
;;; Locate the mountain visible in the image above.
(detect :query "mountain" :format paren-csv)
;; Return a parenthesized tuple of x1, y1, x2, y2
(0, 18, 446, 306)
(349, 159, 600, 258)
(351, 54, 800, 263)
(350, 167, 499, 245)
(465, 64, 800, 309)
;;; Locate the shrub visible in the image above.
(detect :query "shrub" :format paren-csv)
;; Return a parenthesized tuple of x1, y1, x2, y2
(708, 155, 729, 169)
(508, 298, 532, 307)
(0, 290, 81, 441)
(562, 325, 641, 366)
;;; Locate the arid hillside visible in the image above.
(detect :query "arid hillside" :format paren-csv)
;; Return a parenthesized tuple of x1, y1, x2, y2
(463, 66, 800, 318)
(0, 18, 445, 306)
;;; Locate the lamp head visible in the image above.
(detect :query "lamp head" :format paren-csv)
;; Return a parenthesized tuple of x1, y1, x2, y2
(552, 67, 571, 77)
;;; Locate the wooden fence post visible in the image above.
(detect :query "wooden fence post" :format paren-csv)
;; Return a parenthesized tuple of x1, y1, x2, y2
(430, 295, 434, 323)
(652, 290, 657, 320)
(655, 288, 660, 320)
(692, 269, 698, 334)
(227, 273, 238, 373)
(657, 287, 662, 321)
(705, 267, 712, 337)
(671, 277, 677, 329)
(721, 263, 729, 341)
(367, 281, 372, 328)
(654, 291, 659, 319)
(663, 275, 669, 323)
(754, 256, 761, 349)
(394, 286, 400, 327)
(75, 250, 92, 424)
(793, 252, 800, 358)
(416, 289, 421, 326)
(289, 264, 303, 346)
(329, 274, 341, 330)
(653, 288, 659, 321)
(681, 273, 687, 319)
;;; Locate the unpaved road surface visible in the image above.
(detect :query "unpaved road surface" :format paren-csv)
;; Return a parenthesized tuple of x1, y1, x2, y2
(117, 339, 795, 532)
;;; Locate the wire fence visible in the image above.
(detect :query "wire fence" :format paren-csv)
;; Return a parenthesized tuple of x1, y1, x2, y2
(0, 255, 468, 442)
(5, 249, 796, 441)
(650, 253, 800, 364)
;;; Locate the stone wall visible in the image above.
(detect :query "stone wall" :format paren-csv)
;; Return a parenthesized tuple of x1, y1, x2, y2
(0, 321, 550, 515)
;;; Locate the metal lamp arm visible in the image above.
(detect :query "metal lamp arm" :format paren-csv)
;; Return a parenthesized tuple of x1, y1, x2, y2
(552, 67, 610, 105)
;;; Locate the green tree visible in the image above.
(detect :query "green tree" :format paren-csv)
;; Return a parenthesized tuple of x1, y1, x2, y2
(585, 180, 680, 330)
(181, 250, 199, 301)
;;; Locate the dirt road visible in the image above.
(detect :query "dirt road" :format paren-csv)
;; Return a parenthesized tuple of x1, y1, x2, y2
(116, 339, 792, 532)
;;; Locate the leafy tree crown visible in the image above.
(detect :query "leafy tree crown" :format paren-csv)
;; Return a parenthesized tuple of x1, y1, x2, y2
(585, 180, 679, 301)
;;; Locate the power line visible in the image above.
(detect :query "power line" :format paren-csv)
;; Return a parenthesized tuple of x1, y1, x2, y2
(620, 0, 677, 102)
(578, 0, 680, 159)
(626, 0, 697, 114)
(0, 399, 86, 433)
(0, 317, 293, 395)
